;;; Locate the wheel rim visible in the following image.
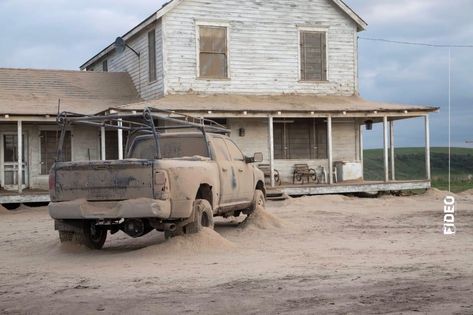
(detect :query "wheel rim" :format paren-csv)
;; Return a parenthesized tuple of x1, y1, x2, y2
(89, 224, 103, 243)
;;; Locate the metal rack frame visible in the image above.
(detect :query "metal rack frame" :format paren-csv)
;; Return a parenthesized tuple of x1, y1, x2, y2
(56, 107, 230, 161)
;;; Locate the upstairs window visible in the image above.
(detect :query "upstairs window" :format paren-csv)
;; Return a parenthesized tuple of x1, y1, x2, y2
(300, 31, 327, 81)
(199, 26, 228, 79)
(148, 30, 157, 82)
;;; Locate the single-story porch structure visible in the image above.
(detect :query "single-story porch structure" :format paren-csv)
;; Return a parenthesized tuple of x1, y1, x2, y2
(0, 69, 438, 204)
(109, 94, 439, 196)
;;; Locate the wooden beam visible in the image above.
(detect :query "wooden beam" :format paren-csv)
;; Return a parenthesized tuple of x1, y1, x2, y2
(360, 123, 364, 180)
(390, 120, 395, 181)
(383, 116, 389, 182)
(118, 119, 124, 160)
(101, 127, 106, 161)
(17, 120, 23, 193)
(425, 115, 431, 180)
(328, 115, 333, 185)
(268, 116, 275, 187)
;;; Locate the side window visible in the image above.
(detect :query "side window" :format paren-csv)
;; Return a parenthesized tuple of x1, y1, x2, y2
(212, 138, 230, 161)
(225, 140, 244, 161)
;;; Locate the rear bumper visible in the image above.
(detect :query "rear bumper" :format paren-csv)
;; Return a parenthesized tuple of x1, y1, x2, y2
(49, 198, 171, 220)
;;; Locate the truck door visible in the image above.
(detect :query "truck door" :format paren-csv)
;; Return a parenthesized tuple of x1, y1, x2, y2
(224, 139, 254, 203)
(211, 137, 236, 206)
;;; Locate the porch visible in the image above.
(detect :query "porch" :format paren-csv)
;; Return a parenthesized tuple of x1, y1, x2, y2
(269, 180, 431, 197)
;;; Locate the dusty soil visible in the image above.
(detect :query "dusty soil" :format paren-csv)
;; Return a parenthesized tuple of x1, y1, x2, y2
(0, 190, 472, 314)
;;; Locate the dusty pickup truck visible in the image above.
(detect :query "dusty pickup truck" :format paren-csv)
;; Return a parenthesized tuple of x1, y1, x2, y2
(49, 108, 266, 249)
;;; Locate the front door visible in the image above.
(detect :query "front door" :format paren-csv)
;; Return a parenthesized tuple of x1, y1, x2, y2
(211, 137, 235, 206)
(2, 133, 28, 190)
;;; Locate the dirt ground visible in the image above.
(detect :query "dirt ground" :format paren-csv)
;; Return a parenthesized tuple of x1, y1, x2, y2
(0, 189, 472, 314)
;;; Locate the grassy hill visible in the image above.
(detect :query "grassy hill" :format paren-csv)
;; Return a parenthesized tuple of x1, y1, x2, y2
(364, 147, 473, 192)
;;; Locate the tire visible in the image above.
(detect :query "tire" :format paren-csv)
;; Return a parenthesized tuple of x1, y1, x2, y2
(245, 189, 266, 215)
(59, 231, 74, 243)
(58, 220, 107, 250)
(185, 200, 214, 234)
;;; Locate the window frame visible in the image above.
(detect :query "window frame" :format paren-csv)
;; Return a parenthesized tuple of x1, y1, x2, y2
(148, 29, 157, 83)
(195, 21, 231, 80)
(273, 118, 328, 160)
(298, 27, 329, 82)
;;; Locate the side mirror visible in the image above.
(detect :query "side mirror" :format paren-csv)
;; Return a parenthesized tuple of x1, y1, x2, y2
(253, 152, 263, 163)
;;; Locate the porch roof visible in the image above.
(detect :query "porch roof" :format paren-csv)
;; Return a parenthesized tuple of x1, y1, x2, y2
(0, 68, 142, 116)
(110, 94, 439, 116)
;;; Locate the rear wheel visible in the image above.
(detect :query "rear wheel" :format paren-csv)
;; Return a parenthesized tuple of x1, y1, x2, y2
(58, 220, 107, 250)
(185, 199, 214, 234)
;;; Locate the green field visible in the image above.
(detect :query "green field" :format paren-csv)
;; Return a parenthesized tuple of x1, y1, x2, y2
(364, 147, 473, 192)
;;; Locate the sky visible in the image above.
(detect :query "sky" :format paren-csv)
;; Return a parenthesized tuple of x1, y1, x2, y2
(0, 0, 471, 148)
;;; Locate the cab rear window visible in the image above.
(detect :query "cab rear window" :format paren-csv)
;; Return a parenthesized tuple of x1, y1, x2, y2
(130, 135, 209, 159)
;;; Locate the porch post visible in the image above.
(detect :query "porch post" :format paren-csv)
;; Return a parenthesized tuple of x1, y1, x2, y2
(17, 120, 23, 193)
(383, 116, 389, 182)
(327, 115, 333, 185)
(425, 115, 431, 180)
(390, 120, 395, 181)
(118, 119, 123, 160)
(268, 116, 275, 187)
(101, 127, 106, 161)
(360, 123, 364, 179)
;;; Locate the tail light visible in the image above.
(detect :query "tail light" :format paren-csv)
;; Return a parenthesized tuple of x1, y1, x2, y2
(154, 171, 169, 200)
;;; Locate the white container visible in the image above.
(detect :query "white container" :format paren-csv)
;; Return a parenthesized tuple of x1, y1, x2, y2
(335, 161, 363, 182)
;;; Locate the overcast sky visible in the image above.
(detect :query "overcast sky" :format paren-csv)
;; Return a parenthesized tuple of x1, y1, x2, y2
(0, 0, 471, 148)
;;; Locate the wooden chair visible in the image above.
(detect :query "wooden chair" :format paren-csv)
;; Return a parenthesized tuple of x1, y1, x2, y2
(293, 164, 316, 184)
(258, 164, 281, 186)
(315, 166, 327, 184)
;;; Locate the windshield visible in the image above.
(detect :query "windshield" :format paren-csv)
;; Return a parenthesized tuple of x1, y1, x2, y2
(129, 134, 209, 159)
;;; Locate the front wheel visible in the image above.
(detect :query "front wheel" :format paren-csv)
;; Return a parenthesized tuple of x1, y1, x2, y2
(244, 189, 266, 215)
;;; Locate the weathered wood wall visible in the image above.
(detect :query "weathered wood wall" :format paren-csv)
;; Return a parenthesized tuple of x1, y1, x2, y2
(88, 0, 358, 98)
(90, 21, 165, 100)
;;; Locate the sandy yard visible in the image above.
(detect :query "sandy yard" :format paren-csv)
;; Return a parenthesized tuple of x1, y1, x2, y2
(0, 189, 472, 314)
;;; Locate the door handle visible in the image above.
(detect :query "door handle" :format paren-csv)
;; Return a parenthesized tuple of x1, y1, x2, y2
(222, 167, 228, 172)
(238, 169, 244, 173)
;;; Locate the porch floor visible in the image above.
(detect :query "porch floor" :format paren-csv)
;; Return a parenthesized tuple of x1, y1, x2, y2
(0, 189, 50, 204)
(269, 180, 431, 196)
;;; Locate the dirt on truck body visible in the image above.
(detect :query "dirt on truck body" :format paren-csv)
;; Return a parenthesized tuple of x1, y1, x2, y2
(49, 108, 266, 249)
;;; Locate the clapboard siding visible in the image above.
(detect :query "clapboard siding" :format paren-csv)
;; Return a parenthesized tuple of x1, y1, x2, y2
(163, 0, 358, 95)
(90, 20, 165, 100)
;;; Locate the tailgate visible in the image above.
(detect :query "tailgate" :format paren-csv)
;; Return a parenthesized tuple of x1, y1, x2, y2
(51, 160, 155, 202)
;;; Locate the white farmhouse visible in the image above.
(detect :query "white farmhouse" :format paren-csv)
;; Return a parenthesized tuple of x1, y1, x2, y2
(0, 0, 437, 204)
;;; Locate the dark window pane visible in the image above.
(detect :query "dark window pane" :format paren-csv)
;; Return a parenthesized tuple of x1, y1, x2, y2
(148, 30, 157, 82)
(273, 119, 328, 160)
(200, 53, 227, 78)
(102, 59, 108, 72)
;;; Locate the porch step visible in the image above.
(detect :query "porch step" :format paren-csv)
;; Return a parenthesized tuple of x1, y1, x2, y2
(266, 190, 289, 201)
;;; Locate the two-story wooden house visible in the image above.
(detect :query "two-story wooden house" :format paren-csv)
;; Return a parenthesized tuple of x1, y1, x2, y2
(0, 0, 437, 204)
